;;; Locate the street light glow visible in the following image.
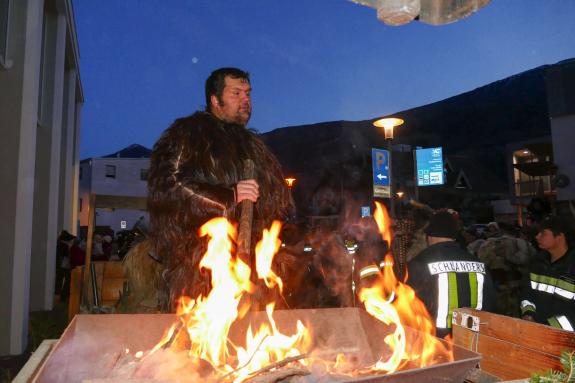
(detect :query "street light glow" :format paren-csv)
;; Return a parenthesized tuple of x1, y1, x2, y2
(373, 117, 404, 139)
(285, 177, 296, 187)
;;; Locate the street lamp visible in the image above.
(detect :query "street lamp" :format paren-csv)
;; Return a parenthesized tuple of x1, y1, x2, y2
(373, 117, 404, 218)
(285, 177, 296, 188)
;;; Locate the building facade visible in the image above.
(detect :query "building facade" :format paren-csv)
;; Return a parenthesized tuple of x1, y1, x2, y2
(79, 145, 151, 234)
(0, 0, 83, 355)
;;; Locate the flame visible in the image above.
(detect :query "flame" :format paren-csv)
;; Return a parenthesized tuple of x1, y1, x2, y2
(146, 218, 309, 382)
(255, 220, 283, 292)
(374, 201, 392, 247)
(144, 208, 452, 381)
(358, 202, 453, 374)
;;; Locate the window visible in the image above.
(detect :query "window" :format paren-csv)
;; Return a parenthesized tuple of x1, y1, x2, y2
(140, 168, 149, 181)
(512, 148, 553, 197)
(37, 11, 48, 120)
(0, 0, 10, 68)
(105, 165, 116, 179)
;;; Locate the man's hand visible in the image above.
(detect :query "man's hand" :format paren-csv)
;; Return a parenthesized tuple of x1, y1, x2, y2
(236, 179, 259, 203)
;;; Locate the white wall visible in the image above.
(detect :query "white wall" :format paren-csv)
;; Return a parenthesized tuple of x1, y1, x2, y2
(78, 158, 150, 233)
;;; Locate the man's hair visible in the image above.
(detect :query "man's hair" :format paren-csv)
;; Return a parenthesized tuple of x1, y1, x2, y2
(539, 215, 574, 246)
(205, 67, 250, 112)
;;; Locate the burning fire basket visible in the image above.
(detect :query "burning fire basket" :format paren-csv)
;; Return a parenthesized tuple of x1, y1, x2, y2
(33, 308, 480, 383)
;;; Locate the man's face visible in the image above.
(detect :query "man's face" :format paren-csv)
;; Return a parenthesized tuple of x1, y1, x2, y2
(211, 76, 251, 126)
(536, 229, 563, 251)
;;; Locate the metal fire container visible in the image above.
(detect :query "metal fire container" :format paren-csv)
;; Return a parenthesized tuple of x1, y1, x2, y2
(32, 308, 480, 382)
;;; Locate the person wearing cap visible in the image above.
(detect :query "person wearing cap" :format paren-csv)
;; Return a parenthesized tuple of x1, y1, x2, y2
(406, 211, 496, 338)
(520, 215, 575, 331)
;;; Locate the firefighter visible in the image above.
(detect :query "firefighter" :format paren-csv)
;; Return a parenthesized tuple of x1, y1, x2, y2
(407, 211, 496, 338)
(521, 215, 575, 331)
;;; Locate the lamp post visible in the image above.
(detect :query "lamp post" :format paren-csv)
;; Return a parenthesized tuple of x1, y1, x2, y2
(373, 117, 404, 218)
(285, 177, 296, 221)
(396, 190, 404, 218)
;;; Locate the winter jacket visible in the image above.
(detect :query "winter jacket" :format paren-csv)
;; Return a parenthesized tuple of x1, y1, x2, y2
(520, 248, 575, 331)
(407, 241, 496, 338)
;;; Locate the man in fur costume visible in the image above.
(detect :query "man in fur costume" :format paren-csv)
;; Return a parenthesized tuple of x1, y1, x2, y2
(148, 68, 291, 311)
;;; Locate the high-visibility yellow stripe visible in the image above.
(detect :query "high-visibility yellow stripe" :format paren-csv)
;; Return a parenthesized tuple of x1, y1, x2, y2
(531, 273, 575, 293)
(469, 273, 477, 309)
(359, 266, 380, 279)
(447, 272, 458, 329)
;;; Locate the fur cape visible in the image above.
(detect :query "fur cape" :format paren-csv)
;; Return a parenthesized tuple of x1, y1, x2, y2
(147, 111, 291, 311)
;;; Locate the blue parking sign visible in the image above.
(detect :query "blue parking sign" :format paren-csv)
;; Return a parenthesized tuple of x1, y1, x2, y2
(372, 148, 391, 198)
(372, 148, 389, 186)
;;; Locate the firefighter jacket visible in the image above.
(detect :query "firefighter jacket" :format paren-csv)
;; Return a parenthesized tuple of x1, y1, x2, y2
(520, 248, 575, 331)
(407, 241, 496, 338)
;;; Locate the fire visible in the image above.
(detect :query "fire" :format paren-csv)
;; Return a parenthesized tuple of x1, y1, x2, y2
(358, 202, 453, 373)
(149, 217, 310, 382)
(143, 203, 452, 381)
(255, 220, 283, 292)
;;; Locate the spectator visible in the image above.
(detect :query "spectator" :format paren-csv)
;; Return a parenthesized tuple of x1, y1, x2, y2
(92, 234, 105, 261)
(477, 222, 536, 317)
(70, 239, 86, 269)
(56, 230, 76, 302)
(521, 215, 575, 331)
(407, 211, 496, 338)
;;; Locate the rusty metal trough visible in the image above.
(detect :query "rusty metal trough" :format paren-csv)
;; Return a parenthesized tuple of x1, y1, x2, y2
(32, 307, 480, 382)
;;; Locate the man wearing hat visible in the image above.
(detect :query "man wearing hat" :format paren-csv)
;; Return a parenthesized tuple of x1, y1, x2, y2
(407, 211, 496, 338)
(521, 215, 575, 331)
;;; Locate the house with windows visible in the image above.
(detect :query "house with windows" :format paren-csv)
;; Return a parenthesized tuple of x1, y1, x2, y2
(78, 144, 151, 234)
(0, 0, 83, 354)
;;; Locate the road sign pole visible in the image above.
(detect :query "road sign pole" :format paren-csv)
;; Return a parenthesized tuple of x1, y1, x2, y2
(413, 149, 419, 202)
(387, 140, 395, 219)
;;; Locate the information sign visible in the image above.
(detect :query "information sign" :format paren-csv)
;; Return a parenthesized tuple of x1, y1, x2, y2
(416, 147, 444, 186)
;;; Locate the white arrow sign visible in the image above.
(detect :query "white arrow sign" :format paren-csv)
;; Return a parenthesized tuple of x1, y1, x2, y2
(377, 174, 388, 180)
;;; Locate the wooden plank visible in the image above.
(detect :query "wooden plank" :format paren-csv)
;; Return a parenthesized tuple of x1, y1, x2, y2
(453, 324, 561, 380)
(455, 308, 575, 355)
(80, 194, 146, 311)
(93, 194, 147, 210)
(12, 339, 57, 382)
(452, 308, 575, 381)
(101, 278, 125, 303)
(103, 261, 125, 278)
(68, 266, 83, 321)
(83, 193, 97, 309)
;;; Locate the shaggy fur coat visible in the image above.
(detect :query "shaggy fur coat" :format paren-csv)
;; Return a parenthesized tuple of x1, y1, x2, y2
(148, 111, 291, 311)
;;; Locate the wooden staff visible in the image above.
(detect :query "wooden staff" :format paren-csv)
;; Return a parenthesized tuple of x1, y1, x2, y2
(236, 159, 262, 310)
(237, 159, 255, 263)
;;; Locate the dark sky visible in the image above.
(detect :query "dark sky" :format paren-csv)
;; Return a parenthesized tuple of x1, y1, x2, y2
(73, 1, 575, 159)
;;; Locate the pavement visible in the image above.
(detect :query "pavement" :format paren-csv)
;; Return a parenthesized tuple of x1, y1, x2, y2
(0, 296, 68, 382)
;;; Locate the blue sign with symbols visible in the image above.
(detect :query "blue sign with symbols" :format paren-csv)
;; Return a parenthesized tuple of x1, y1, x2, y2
(372, 148, 391, 198)
(361, 206, 371, 218)
(416, 147, 444, 186)
(372, 148, 390, 186)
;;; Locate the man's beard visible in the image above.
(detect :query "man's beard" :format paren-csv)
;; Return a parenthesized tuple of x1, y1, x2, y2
(218, 98, 251, 126)
(235, 110, 251, 126)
